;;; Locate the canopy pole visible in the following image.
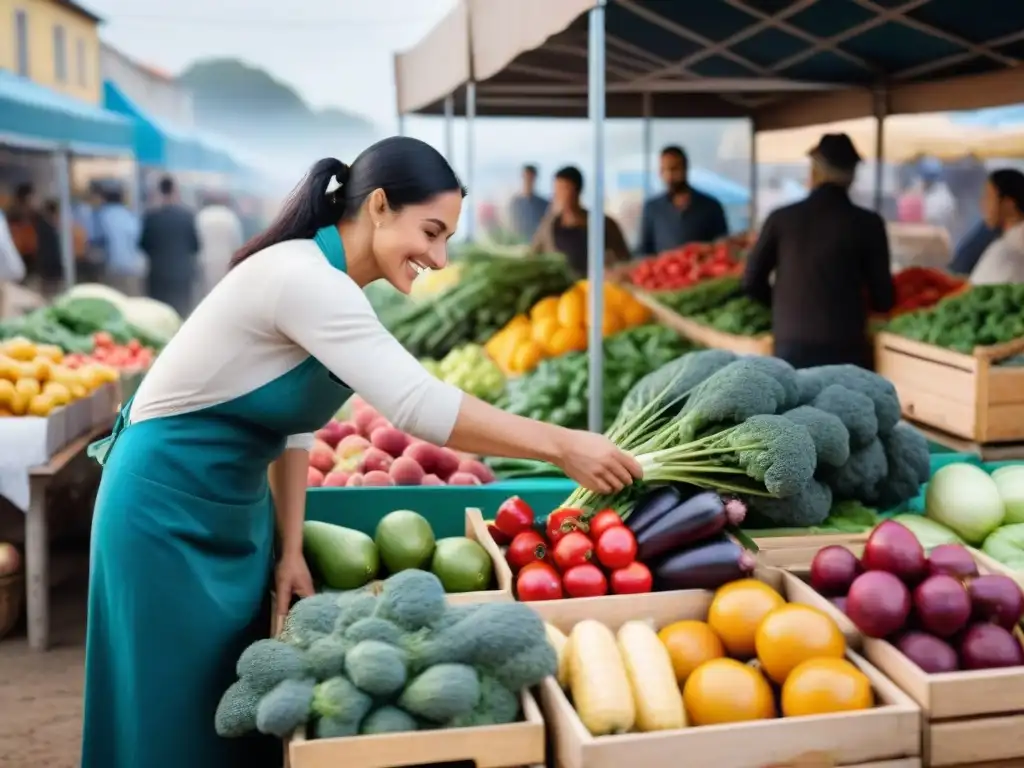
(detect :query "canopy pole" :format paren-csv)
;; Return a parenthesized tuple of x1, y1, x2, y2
(443, 94, 455, 163)
(465, 81, 477, 242)
(641, 92, 653, 200)
(587, 0, 607, 433)
(55, 149, 76, 289)
(398, 114, 407, 137)
(749, 117, 759, 230)
(873, 87, 888, 213)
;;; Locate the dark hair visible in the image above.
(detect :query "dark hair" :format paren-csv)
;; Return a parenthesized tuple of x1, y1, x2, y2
(15, 183, 33, 201)
(522, 164, 538, 176)
(661, 145, 688, 164)
(101, 187, 124, 205)
(554, 165, 584, 193)
(44, 199, 59, 215)
(158, 176, 175, 196)
(232, 136, 465, 267)
(990, 169, 1024, 213)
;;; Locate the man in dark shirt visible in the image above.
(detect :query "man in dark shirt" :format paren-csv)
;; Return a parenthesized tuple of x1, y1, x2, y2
(139, 176, 200, 315)
(742, 133, 895, 370)
(508, 164, 550, 242)
(638, 146, 729, 256)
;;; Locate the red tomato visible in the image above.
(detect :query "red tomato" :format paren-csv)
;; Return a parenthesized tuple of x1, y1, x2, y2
(546, 508, 582, 546)
(562, 564, 608, 598)
(516, 563, 563, 601)
(488, 523, 511, 546)
(127, 339, 141, 353)
(610, 562, 653, 594)
(494, 496, 535, 540)
(93, 331, 113, 348)
(587, 509, 623, 542)
(596, 526, 638, 569)
(552, 531, 593, 572)
(506, 531, 547, 572)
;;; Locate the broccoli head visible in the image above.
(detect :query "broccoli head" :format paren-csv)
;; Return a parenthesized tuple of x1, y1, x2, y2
(796, 365, 901, 434)
(214, 680, 260, 738)
(618, 348, 737, 421)
(256, 678, 316, 738)
(811, 384, 879, 448)
(821, 438, 889, 503)
(305, 634, 349, 681)
(782, 405, 851, 468)
(281, 592, 344, 647)
(748, 478, 833, 528)
(736, 355, 800, 410)
(874, 423, 930, 508)
(375, 569, 447, 630)
(723, 414, 817, 497)
(236, 638, 309, 694)
(311, 675, 373, 723)
(676, 361, 789, 441)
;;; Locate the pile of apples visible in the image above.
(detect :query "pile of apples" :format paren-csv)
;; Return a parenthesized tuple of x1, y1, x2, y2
(308, 396, 497, 488)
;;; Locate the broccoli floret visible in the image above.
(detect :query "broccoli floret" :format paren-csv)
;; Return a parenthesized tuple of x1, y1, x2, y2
(311, 675, 374, 723)
(874, 423, 930, 508)
(429, 603, 482, 631)
(236, 638, 309, 694)
(748, 478, 833, 527)
(822, 438, 889, 503)
(481, 640, 557, 691)
(255, 678, 316, 738)
(811, 384, 879, 448)
(360, 706, 419, 735)
(722, 414, 817, 497)
(736, 355, 800, 410)
(344, 617, 405, 645)
(305, 634, 349, 681)
(398, 664, 481, 722)
(783, 405, 851, 468)
(345, 640, 409, 696)
(796, 366, 901, 434)
(620, 349, 738, 418)
(214, 680, 260, 737)
(333, 592, 378, 634)
(675, 361, 788, 441)
(447, 674, 521, 728)
(280, 593, 345, 648)
(314, 716, 360, 739)
(375, 569, 446, 630)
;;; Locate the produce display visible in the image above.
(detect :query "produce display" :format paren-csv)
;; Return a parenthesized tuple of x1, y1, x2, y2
(420, 343, 505, 403)
(485, 281, 652, 376)
(807, 521, 1024, 674)
(646, 275, 770, 338)
(62, 332, 154, 371)
(302, 510, 495, 594)
(387, 252, 573, 360)
(215, 571, 555, 739)
(651, 275, 747, 318)
(623, 241, 740, 292)
(548, 578, 872, 736)
(562, 351, 930, 530)
(887, 283, 1024, 352)
(884, 267, 966, 317)
(309, 397, 495, 487)
(499, 325, 694, 430)
(0, 336, 119, 416)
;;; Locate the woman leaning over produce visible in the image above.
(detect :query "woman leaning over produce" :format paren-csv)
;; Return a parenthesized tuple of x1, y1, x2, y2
(81, 136, 641, 768)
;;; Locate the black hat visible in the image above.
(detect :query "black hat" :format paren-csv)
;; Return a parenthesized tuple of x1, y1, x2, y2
(809, 133, 862, 171)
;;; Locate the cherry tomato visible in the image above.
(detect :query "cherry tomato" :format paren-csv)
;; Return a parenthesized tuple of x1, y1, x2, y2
(127, 339, 141, 353)
(546, 507, 583, 546)
(552, 531, 593, 572)
(495, 496, 535, 540)
(93, 331, 113, 348)
(516, 562, 563, 601)
(487, 523, 511, 546)
(610, 562, 653, 594)
(562, 564, 608, 598)
(587, 509, 623, 542)
(506, 531, 547, 572)
(595, 526, 637, 570)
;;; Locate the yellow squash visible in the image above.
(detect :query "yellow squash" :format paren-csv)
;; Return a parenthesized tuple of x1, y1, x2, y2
(568, 620, 635, 735)
(617, 621, 687, 732)
(544, 623, 571, 689)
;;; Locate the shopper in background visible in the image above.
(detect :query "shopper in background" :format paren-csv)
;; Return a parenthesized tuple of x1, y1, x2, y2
(196, 191, 245, 298)
(33, 200, 65, 297)
(508, 164, 549, 242)
(95, 184, 146, 296)
(139, 176, 200, 314)
(530, 165, 631, 277)
(638, 145, 729, 256)
(743, 133, 894, 369)
(970, 169, 1024, 285)
(5, 183, 39, 282)
(0, 207, 26, 283)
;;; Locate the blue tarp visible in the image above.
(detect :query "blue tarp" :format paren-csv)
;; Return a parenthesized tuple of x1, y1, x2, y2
(951, 105, 1024, 128)
(0, 70, 133, 152)
(616, 166, 751, 206)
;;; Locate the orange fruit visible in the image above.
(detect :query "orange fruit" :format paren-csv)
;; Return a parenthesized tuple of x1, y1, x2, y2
(620, 298, 652, 326)
(683, 658, 776, 726)
(531, 317, 562, 352)
(781, 658, 873, 717)
(707, 579, 786, 659)
(556, 290, 586, 328)
(755, 604, 846, 684)
(601, 311, 624, 337)
(548, 326, 588, 356)
(509, 340, 544, 374)
(529, 296, 560, 322)
(658, 620, 724, 684)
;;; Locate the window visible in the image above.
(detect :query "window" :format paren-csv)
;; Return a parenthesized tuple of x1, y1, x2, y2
(76, 38, 87, 86)
(14, 10, 29, 77)
(53, 25, 67, 82)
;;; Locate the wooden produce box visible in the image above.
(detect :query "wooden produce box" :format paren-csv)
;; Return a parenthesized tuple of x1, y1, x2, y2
(450, 508, 513, 604)
(783, 547, 1024, 766)
(633, 290, 773, 356)
(874, 332, 1024, 444)
(538, 568, 921, 768)
(753, 532, 871, 569)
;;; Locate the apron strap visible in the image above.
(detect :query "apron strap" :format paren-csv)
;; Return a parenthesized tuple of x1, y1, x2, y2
(88, 394, 135, 467)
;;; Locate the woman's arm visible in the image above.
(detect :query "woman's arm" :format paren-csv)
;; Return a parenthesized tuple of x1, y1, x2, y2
(269, 445, 309, 560)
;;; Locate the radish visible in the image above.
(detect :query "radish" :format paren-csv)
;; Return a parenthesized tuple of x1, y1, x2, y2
(362, 470, 393, 487)
(353, 408, 379, 436)
(447, 471, 482, 486)
(370, 426, 411, 458)
(346, 473, 365, 487)
(309, 440, 336, 473)
(307, 467, 324, 487)
(404, 443, 443, 475)
(389, 457, 425, 486)
(457, 458, 495, 484)
(434, 448, 461, 481)
(322, 471, 351, 488)
(336, 434, 370, 460)
(421, 474, 445, 486)
(359, 447, 394, 474)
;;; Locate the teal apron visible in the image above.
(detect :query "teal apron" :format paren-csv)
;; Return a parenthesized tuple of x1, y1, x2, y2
(82, 227, 353, 768)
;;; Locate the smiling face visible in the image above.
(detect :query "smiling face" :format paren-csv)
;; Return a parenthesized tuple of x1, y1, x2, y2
(371, 189, 463, 294)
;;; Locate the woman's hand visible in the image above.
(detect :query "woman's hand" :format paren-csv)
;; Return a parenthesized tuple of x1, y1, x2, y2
(274, 552, 315, 623)
(552, 428, 643, 494)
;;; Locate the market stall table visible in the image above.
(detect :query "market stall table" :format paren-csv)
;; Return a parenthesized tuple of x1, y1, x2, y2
(25, 420, 111, 651)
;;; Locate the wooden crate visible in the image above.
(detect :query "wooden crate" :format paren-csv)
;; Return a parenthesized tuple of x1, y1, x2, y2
(632, 290, 774, 356)
(753, 532, 871, 568)
(783, 547, 1024, 766)
(453, 508, 514, 604)
(538, 569, 920, 768)
(874, 332, 1024, 443)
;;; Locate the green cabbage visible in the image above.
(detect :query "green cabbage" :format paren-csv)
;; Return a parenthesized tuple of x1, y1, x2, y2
(120, 297, 182, 346)
(925, 463, 1005, 545)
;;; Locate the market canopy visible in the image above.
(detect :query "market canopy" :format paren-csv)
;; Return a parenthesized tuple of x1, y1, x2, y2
(0, 70, 133, 154)
(396, 0, 1024, 130)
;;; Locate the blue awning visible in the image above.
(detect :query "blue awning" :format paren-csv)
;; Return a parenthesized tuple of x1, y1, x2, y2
(0, 70, 133, 154)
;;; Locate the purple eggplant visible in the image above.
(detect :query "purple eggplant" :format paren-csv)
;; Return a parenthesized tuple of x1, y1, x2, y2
(652, 535, 756, 592)
(626, 484, 708, 536)
(635, 491, 746, 562)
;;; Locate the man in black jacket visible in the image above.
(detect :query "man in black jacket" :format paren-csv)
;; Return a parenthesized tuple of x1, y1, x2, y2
(742, 133, 895, 369)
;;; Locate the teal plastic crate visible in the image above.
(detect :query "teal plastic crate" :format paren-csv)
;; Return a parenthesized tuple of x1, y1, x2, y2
(305, 478, 577, 538)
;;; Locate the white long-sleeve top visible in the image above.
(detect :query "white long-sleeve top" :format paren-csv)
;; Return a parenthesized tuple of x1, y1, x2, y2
(129, 239, 464, 450)
(197, 204, 245, 295)
(0, 211, 26, 283)
(971, 222, 1024, 286)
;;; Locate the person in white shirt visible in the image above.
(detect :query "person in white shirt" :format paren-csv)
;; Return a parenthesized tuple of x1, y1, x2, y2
(0, 208, 27, 283)
(195, 192, 245, 298)
(971, 169, 1024, 285)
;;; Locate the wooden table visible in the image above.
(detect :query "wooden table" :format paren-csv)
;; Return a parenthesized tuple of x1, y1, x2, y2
(25, 421, 110, 651)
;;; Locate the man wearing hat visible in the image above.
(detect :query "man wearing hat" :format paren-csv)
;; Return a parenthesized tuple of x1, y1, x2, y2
(742, 133, 895, 369)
